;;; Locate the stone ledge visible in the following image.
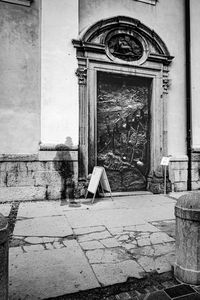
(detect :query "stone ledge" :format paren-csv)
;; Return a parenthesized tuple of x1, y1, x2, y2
(39, 150, 78, 161)
(0, 154, 38, 162)
(0, 0, 32, 6)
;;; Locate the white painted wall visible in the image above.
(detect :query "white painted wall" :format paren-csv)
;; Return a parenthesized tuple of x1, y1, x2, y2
(41, 0, 78, 147)
(80, 0, 186, 156)
(191, 0, 200, 149)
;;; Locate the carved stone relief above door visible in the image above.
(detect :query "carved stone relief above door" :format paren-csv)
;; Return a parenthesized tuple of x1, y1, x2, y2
(73, 16, 174, 191)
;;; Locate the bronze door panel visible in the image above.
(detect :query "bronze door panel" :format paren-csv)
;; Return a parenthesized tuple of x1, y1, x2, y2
(97, 72, 151, 192)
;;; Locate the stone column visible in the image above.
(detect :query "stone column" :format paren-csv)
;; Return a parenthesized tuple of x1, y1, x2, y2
(75, 66, 88, 180)
(0, 213, 9, 300)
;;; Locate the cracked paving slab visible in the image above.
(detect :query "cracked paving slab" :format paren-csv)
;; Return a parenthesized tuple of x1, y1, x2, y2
(92, 260, 145, 286)
(85, 248, 132, 264)
(13, 215, 73, 237)
(17, 201, 64, 219)
(9, 240, 100, 300)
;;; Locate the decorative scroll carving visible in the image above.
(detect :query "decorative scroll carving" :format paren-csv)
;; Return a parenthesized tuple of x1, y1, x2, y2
(108, 34, 143, 62)
(75, 67, 87, 85)
(163, 78, 171, 93)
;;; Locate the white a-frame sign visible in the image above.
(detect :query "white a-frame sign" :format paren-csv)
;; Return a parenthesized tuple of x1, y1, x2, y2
(85, 166, 113, 203)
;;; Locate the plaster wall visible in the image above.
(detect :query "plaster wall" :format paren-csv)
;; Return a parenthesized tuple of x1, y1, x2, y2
(41, 0, 79, 147)
(0, 0, 40, 154)
(80, 0, 186, 157)
(191, 0, 200, 149)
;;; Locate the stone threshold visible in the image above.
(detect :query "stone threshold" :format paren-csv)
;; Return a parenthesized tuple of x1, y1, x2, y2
(99, 191, 153, 198)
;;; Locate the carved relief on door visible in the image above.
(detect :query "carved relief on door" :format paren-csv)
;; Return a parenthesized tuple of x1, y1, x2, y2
(97, 71, 152, 192)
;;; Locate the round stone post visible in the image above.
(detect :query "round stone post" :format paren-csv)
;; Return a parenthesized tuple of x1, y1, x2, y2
(0, 213, 9, 300)
(174, 192, 200, 284)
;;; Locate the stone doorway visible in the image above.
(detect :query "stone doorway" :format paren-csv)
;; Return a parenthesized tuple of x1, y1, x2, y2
(97, 71, 152, 192)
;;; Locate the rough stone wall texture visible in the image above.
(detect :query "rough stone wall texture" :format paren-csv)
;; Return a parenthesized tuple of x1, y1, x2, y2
(191, 153, 200, 190)
(0, 0, 40, 154)
(169, 159, 188, 192)
(0, 151, 78, 202)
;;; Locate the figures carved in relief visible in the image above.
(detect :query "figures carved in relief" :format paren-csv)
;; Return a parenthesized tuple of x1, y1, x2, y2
(108, 34, 143, 61)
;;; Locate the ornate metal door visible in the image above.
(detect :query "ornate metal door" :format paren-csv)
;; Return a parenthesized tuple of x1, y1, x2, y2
(97, 72, 152, 192)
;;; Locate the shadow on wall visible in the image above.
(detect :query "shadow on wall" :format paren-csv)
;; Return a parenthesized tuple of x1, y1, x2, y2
(53, 137, 75, 200)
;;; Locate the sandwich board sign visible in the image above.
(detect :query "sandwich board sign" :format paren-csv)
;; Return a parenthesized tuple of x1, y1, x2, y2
(85, 166, 113, 203)
(160, 156, 171, 195)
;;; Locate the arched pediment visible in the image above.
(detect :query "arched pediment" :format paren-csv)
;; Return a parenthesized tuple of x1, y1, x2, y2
(73, 16, 173, 65)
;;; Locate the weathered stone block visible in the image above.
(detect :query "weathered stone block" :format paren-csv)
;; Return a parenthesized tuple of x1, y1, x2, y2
(191, 168, 200, 182)
(191, 181, 200, 190)
(46, 186, 62, 200)
(173, 170, 187, 182)
(34, 171, 62, 187)
(174, 182, 187, 192)
(6, 171, 35, 187)
(191, 162, 199, 170)
(0, 186, 46, 202)
(0, 172, 7, 187)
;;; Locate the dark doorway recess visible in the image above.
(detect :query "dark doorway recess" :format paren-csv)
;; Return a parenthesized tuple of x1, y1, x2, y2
(97, 71, 152, 192)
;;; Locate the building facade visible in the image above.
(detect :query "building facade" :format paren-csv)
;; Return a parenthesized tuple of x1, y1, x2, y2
(0, 0, 200, 201)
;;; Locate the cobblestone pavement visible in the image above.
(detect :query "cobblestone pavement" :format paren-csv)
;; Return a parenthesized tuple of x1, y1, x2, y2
(0, 194, 182, 299)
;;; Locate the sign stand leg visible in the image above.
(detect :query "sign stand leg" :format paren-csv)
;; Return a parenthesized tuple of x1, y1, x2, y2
(164, 165, 167, 195)
(91, 192, 96, 204)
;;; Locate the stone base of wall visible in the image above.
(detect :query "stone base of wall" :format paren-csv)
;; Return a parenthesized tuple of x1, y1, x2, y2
(0, 150, 78, 203)
(147, 166, 172, 194)
(168, 156, 188, 192)
(191, 151, 200, 190)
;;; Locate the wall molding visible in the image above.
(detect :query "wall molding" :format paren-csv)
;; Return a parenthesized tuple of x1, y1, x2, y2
(0, 0, 32, 7)
(134, 0, 157, 5)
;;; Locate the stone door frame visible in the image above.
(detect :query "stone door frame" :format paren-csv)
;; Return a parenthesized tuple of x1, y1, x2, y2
(73, 16, 173, 181)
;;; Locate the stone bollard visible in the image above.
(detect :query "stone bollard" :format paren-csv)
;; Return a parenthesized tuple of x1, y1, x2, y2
(0, 213, 9, 300)
(174, 192, 200, 285)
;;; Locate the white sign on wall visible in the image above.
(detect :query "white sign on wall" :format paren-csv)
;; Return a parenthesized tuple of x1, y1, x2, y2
(160, 156, 171, 166)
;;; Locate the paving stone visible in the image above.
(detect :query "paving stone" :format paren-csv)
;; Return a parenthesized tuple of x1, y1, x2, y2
(80, 241, 104, 250)
(45, 243, 55, 250)
(92, 260, 145, 286)
(155, 256, 172, 273)
(153, 243, 175, 256)
(78, 230, 112, 243)
(24, 237, 43, 244)
(130, 245, 155, 257)
(65, 210, 103, 228)
(117, 234, 130, 242)
(124, 224, 160, 233)
(17, 201, 63, 218)
(42, 237, 57, 243)
(86, 248, 131, 264)
(9, 247, 24, 256)
(73, 226, 106, 236)
(115, 292, 132, 299)
(0, 204, 12, 217)
(144, 290, 171, 300)
(165, 284, 196, 298)
(23, 244, 44, 252)
(9, 240, 100, 299)
(13, 216, 73, 237)
(53, 242, 65, 249)
(150, 232, 174, 245)
(137, 237, 151, 247)
(122, 242, 137, 250)
(97, 209, 145, 227)
(107, 227, 124, 235)
(100, 238, 121, 248)
(137, 256, 155, 273)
